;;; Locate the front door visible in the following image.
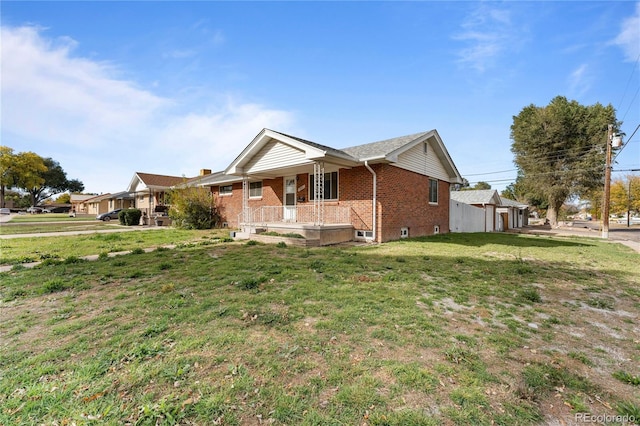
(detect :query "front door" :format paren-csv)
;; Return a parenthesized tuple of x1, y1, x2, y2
(284, 176, 296, 222)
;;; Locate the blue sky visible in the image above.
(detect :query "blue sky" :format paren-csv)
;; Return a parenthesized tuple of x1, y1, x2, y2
(2, 1, 639, 196)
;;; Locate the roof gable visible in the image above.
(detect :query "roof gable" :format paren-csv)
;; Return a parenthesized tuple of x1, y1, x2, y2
(225, 128, 358, 176)
(128, 172, 186, 192)
(342, 130, 462, 183)
(218, 128, 462, 183)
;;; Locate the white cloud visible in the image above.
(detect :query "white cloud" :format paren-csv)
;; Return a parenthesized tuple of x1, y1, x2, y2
(612, 2, 640, 62)
(1, 25, 295, 193)
(453, 4, 519, 73)
(568, 63, 592, 97)
(2, 25, 169, 149)
(157, 101, 294, 176)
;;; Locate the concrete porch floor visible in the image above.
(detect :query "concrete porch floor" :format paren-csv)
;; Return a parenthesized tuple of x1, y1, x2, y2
(235, 222, 355, 246)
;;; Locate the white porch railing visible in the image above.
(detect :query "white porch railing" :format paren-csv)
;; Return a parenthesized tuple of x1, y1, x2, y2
(238, 205, 351, 226)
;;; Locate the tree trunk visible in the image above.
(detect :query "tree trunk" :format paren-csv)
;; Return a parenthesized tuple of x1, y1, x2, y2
(546, 198, 565, 227)
(0, 185, 5, 208)
(546, 205, 558, 227)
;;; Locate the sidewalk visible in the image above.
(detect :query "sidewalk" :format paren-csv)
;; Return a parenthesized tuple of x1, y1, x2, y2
(0, 225, 166, 239)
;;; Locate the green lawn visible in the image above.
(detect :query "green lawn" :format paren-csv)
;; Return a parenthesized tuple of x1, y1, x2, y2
(1, 233, 638, 425)
(7, 213, 98, 223)
(0, 229, 228, 264)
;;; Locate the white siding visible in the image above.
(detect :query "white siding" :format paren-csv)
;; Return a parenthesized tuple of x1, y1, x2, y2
(244, 139, 311, 173)
(450, 200, 486, 233)
(394, 141, 449, 181)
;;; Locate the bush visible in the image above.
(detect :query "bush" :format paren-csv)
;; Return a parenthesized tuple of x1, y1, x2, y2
(119, 208, 142, 226)
(168, 185, 219, 229)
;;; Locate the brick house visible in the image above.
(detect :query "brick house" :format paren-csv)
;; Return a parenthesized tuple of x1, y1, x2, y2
(199, 128, 462, 244)
(126, 172, 187, 217)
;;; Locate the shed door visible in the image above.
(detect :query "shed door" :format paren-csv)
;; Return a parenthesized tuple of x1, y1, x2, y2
(284, 177, 296, 222)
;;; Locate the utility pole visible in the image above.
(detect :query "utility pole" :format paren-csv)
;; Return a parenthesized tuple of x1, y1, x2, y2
(602, 124, 613, 239)
(628, 170, 640, 228)
(627, 176, 631, 228)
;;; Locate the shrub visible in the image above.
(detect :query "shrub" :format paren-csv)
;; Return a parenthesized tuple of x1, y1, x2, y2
(168, 185, 219, 229)
(119, 208, 142, 226)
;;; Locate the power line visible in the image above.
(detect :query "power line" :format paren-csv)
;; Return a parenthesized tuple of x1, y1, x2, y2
(619, 87, 640, 123)
(464, 169, 517, 177)
(617, 53, 640, 119)
(465, 163, 605, 186)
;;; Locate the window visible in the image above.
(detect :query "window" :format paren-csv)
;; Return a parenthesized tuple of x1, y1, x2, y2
(220, 184, 233, 196)
(309, 171, 338, 200)
(429, 179, 438, 204)
(249, 181, 262, 198)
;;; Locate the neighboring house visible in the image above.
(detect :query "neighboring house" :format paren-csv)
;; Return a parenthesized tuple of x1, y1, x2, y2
(450, 190, 503, 232)
(497, 197, 529, 229)
(198, 128, 463, 244)
(126, 172, 188, 217)
(106, 191, 136, 212)
(70, 193, 98, 214)
(84, 191, 136, 215)
(85, 193, 112, 216)
(450, 190, 530, 232)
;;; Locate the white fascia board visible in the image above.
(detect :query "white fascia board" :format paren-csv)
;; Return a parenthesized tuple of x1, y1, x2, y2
(199, 175, 244, 187)
(127, 173, 146, 192)
(427, 131, 463, 184)
(358, 155, 388, 163)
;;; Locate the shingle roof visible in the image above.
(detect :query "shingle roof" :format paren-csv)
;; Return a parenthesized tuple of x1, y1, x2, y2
(499, 197, 528, 208)
(86, 193, 112, 202)
(136, 172, 186, 188)
(341, 131, 432, 160)
(450, 190, 501, 205)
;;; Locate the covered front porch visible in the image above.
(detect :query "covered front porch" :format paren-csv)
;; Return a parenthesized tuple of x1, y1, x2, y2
(236, 204, 355, 246)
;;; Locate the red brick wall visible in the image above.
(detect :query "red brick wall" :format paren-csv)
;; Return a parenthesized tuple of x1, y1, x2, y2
(374, 164, 450, 242)
(212, 183, 241, 227)
(213, 178, 284, 227)
(212, 166, 450, 243)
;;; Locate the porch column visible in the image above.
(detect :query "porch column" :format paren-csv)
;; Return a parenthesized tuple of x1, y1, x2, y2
(242, 176, 249, 223)
(313, 161, 325, 225)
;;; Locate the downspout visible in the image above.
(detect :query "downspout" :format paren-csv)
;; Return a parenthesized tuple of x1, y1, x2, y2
(482, 203, 487, 232)
(364, 161, 377, 242)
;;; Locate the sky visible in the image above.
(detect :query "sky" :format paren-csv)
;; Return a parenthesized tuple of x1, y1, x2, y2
(2, 1, 639, 197)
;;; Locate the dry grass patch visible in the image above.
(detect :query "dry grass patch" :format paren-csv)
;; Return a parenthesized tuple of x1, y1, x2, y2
(0, 232, 638, 425)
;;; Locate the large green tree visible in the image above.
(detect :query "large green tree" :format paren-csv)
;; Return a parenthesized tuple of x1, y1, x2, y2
(510, 96, 618, 226)
(21, 158, 85, 206)
(0, 147, 47, 208)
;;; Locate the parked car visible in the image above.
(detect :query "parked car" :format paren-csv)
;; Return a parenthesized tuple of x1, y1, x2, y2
(26, 206, 43, 214)
(0, 208, 11, 215)
(97, 209, 122, 221)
